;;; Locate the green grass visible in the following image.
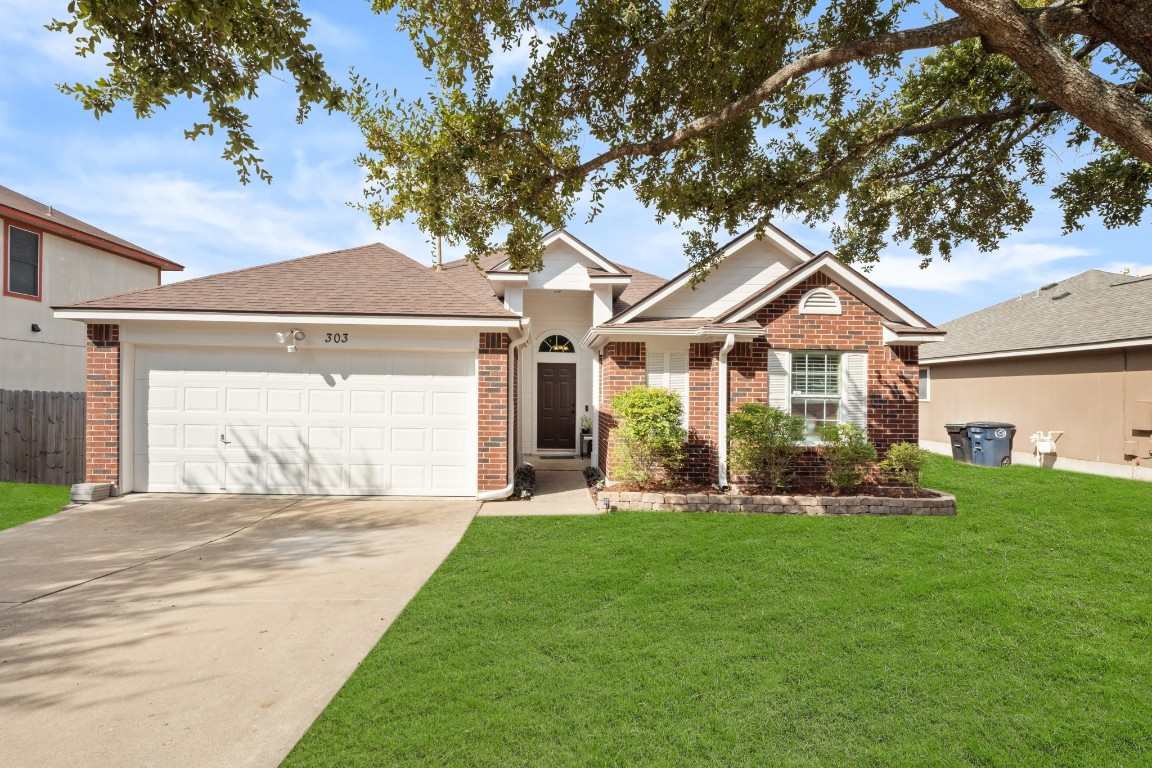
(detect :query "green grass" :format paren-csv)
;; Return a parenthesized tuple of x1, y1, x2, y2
(0, 481, 69, 531)
(285, 456, 1151, 767)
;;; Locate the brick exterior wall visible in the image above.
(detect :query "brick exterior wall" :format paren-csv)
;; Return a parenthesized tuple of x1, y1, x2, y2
(478, 333, 511, 492)
(86, 323, 121, 487)
(686, 342, 720, 484)
(598, 272, 921, 486)
(597, 341, 646, 477)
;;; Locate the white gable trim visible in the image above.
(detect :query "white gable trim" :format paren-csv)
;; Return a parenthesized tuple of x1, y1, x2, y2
(490, 230, 623, 274)
(611, 224, 813, 325)
(722, 256, 928, 328)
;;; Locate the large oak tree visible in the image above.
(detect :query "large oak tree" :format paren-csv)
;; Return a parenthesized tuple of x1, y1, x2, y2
(52, 0, 1152, 272)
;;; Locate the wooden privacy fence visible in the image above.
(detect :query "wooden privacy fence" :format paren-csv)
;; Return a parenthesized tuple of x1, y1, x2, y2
(0, 390, 86, 486)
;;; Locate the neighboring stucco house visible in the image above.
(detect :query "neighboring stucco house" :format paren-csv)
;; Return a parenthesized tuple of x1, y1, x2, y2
(1, 185, 183, 392)
(920, 268, 1152, 481)
(55, 227, 940, 498)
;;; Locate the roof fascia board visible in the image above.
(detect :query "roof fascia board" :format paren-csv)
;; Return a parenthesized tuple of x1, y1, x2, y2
(0, 204, 182, 271)
(584, 326, 763, 346)
(724, 257, 927, 327)
(610, 225, 813, 325)
(882, 326, 945, 346)
(922, 337, 1152, 365)
(54, 310, 523, 328)
(484, 272, 530, 282)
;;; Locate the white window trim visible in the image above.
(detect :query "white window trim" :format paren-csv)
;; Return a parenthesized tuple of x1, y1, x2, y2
(918, 366, 930, 402)
(769, 349, 868, 442)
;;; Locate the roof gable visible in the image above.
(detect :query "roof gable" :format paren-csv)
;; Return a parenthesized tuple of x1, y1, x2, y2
(721, 252, 934, 328)
(612, 223, 813, 324)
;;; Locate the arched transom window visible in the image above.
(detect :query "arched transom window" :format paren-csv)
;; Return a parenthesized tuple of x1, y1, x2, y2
(539, 334, 575, 353)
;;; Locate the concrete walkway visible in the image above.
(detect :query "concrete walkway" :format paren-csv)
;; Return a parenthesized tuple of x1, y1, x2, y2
(0, 494, 477, 768)
(479, 470, 600, 516)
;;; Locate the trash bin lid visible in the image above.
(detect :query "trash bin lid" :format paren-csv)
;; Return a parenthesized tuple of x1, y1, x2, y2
(945, 423, 967, 432)
(966, 421, 1015, 429)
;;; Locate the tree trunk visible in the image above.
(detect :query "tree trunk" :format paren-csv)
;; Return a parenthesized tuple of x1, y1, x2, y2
(1085, 0, 1152, 77)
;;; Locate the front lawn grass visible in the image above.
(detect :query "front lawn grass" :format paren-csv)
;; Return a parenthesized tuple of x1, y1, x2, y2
(286, 456, 1151, 767)
(0, 481, 68, 531)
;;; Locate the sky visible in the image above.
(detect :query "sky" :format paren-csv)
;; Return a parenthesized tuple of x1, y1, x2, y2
(0, 0, 1148, 326)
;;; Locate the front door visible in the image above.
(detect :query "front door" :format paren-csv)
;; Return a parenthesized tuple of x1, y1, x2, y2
(537, 363, 576, 450)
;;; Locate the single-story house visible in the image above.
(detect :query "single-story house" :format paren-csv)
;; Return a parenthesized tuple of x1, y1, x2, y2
(920, 268, 1152, 481)
(55, 227, 940, 498)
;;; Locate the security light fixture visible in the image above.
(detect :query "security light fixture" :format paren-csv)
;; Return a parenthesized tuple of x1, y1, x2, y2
(275, 329, 305, 352)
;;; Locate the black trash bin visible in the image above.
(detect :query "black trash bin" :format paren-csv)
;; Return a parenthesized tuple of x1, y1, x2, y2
(967, 422, 1016, 467)
(945, 423, 972, 464)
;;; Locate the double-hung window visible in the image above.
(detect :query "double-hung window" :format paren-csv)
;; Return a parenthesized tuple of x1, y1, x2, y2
(790, 351, 841, 438)
(6, 225, 41, 299)
(769, 348, 867, 441)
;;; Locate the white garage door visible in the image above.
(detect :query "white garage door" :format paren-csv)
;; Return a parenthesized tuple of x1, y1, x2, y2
(134, 347, 476, 496)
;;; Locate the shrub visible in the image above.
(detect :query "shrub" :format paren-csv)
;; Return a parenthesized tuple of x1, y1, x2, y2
(513, 464, 536, 499)
(582, 465, 604, 488)
(879, 442, 928, 492)
(727, 403, 806, 490)
(816, 423, 877, 493)
(610, 386, 686, 488)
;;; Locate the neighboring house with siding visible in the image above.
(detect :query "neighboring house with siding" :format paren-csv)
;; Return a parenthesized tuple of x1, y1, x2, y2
(55, 226, 939, 498)
(919, 269, 1152, 481)
(1, 185, 183, 392)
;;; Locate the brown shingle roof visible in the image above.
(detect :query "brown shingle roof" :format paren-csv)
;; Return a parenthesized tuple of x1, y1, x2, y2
(0, 184, 181, 270)
(922, 270, 1152, 360)
(59, 243, 518, 318)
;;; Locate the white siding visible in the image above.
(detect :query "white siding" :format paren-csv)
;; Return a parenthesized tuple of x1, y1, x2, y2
(640, 239, 802, 319)
(1, 226, 159, 391)
(522, 241, 605, 291)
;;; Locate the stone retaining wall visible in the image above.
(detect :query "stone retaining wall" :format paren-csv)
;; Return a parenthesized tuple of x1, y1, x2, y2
(597, 489, 956, 516)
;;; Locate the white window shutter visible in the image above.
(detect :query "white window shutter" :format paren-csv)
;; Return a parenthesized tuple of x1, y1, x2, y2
(646, 351, 666, 388)
(768, 350, 791, 410)
(668, 351, 689, 426)
(841, 352, 868, 430)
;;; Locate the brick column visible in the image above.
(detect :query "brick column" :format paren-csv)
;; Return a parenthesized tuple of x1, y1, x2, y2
(597, 341, 646, 478)
(477, 332, 510, 492)
(686, 342, 719, 484)
(870, 344, 920, 455)
(86, 323, 121, 487)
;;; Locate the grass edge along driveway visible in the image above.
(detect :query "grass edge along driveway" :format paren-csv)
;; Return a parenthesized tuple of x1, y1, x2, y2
(0, 482, 68, 531)
(295, 457, 1147, 766)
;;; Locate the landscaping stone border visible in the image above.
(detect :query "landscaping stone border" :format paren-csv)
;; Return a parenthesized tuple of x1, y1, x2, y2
(597, 489, 956, 516)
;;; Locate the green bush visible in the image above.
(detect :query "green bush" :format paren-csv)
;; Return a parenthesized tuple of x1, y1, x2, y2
(727, 403, 806, 489)
(878, 442, 928, 491)
(816, 422, 877, 493)
(610, 386, 686, 488)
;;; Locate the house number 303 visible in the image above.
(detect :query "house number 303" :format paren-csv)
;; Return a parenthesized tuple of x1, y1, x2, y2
(324, 332, 349, 343)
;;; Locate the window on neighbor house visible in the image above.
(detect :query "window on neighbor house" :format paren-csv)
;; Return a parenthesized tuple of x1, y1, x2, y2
(6, 225, 40, 298)
(539, 334, 575, 353)
(919, 367, 930, 401)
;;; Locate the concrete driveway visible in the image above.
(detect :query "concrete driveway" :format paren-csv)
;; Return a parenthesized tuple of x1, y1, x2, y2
(0, 494, 477, 768)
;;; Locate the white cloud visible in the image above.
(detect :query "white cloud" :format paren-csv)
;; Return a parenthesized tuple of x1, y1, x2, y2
(865, 240, 1093, 295)
(489, 24, 553, 83)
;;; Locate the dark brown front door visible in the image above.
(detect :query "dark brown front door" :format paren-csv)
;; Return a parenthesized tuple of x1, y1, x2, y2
(537, 363, 576, 450)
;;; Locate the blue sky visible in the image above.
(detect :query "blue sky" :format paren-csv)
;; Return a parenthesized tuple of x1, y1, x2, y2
(0, 0, 1148, 326)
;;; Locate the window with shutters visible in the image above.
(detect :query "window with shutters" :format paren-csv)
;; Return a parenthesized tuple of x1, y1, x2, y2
(646, 349, 689, 428)
(791, 351, 841, 439)
(5, 224, 41, 299)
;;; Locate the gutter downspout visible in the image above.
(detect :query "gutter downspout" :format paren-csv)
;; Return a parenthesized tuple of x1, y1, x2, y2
(717, 333, 736, 489)
(477, 319, 531, 501)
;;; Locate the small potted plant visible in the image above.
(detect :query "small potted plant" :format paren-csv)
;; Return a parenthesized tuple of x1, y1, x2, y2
(580, 415, 593, 434)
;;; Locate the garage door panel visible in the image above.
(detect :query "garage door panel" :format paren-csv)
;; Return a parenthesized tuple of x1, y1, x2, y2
(136, 348, 476, 496)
